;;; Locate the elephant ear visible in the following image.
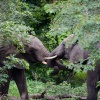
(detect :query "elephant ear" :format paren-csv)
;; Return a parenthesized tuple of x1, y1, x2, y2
(69, 44, 84, 63)
(20, 35, 34, 53)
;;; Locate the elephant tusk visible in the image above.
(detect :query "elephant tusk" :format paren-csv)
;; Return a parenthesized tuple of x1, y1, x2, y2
(42, 61, 47, 64)
(44, 55, 57, 60)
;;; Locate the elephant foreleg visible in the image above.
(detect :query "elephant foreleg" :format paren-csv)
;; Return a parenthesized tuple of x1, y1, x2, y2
(12, 68, 29, 100)
(0, 69, 12, 96)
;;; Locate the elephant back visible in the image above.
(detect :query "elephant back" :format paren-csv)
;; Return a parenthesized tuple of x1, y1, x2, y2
(69, 44, 84, 63)
(0, 44, 17, 67)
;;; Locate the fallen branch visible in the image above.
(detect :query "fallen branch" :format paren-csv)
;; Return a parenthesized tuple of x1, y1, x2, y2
(0, 83, 86, 100)
(29, 83, 87, 100)
(0, 93, 87, 100)
(29, 85, 50, 99)
(30, 93, 87, 100)
(56, 94, 86, 100)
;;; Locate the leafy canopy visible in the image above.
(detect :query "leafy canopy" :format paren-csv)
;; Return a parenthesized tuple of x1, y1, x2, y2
(0, 0, 34, 84)
(44, 0, 100, 64)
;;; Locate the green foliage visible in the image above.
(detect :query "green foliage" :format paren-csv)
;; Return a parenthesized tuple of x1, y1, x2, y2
(0, 21, 32, 51)
(21, 0, 51, 34)
(44, 0, 100, 36)
(26, 62, 78, 84)
(0, 0, 34, 84)
(70, 72, 87, 87)
(8, 81, 19, 97)
(9, 80, 87, 99)
(0, 54, 30, 85)
(9, 80, 48, 97)
(0, 0, 36, 25)
(44, 0, 100, 47)
(26, 63, 55, 82)
(0, 71, 8, 85)
(97, 81, 100, 88)
(44, 33, 71, 51)
(1, 0, 100, 97)
(4, 55, 29, 69)
(44, 0, 100, 72)
(0, 0, 35, 51)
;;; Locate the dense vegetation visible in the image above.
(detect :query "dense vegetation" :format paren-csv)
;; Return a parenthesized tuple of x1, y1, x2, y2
(0, 0, 100, 99)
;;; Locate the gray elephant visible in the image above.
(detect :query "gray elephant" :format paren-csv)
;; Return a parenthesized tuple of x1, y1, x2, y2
(0, 35, 51, 100)
(46, 34, 100, 100)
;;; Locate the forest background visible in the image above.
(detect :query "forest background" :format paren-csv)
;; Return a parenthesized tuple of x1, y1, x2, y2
(0, 0, 100, 99)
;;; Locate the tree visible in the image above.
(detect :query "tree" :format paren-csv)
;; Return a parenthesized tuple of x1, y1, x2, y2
(44, 0, 100, 66)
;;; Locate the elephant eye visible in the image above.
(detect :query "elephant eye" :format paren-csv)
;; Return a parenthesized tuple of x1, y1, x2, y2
(30, 48, 36, 53)
(30, 49, 33, 53)
(28, 48, 34, 54)
(30, 48, 39, 55)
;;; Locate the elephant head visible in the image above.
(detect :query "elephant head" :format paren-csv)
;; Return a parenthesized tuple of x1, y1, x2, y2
(1, 35, 51, 67)
(45, 34, 89, 73)
(19, 35, 50, 65)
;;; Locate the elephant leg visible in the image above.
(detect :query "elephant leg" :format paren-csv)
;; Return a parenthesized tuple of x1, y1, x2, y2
(87, 70, 99, 100)
(12, 68, 29, 100)
(0, 69, 12, 96)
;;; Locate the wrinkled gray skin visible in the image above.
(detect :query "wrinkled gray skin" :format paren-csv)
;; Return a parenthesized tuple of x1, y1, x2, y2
(0, 35, 50, 100)
(47, 35, 100, 100)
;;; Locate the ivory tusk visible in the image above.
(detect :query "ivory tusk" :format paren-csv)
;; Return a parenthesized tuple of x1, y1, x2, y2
(44, 55, 57, 60)
(42, 61, 47, 64)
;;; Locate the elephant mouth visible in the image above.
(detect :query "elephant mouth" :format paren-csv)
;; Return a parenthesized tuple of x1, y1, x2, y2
(44, 55, 57, 60)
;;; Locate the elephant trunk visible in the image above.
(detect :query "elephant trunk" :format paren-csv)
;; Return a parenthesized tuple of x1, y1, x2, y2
(35, 45, 50, 63)
(41, 45, 50, 57)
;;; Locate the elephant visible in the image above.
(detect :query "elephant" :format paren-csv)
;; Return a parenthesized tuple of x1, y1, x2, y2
(45, 34, 78, 74)
(45, 34, 100, 100)
(0, 35, 52, 100)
